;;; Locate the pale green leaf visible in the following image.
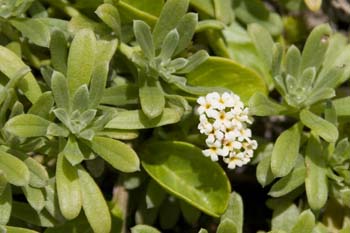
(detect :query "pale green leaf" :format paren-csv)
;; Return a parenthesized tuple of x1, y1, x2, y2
(271, 123, 301, 177)
(101, 84, 138, 106)
(0, 150, 30, 186)
(221, 192, 243, 233)
(285, 45, 301, 78)
(67, 29, 96, 95)
(290, 209, 315, 233)
(217, 220, 237, 233)
(271, 203, 299, 232)
(139, 77, 165, 119)
(174, 13, 197, 55)
(56, 153, 82, 220)
(300, 109, 338, 143)
(134, 20, 154, 59)
(106, 108, 181, 130)
(0, 183, 11, 225)
(249, 92, 287, 116)
(89, 136, 140, 173)
(28, 92, 54, 119)
(131, 225, 161, 233)
(78, 167, 111, 233)
(6, 226, 39, 233)
(159, 29, 179, 61)
(22, 185, 45, 212)
(5, 114, 50, 138)
(62, 136, 85, 166)
(95, 3, 121, 37)
(213, 0, 234, 24)
(50, 30, 68, 74)
(51, 71, 70, 110)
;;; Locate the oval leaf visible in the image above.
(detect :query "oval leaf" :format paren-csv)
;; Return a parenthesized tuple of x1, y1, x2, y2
(0, 150, 29, 186)
(140, 141, 231, 217)
(271, 123, 301, 177)
(0, 183, 11, 225)
(186, 57, 267, 103)
(89, 136, 140, 173)
(131, 225, 161, 233)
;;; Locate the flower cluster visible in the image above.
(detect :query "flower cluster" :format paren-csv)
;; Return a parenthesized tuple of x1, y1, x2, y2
(197, 92, 258, 169)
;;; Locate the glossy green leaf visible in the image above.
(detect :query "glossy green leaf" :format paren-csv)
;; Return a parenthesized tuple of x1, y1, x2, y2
(56, 153, 82, 220)
(95, 3, 121, 37)
(10, 18, 51, 47)
(134, 20, 154, 59)
(5, 114, 50, 138)
(221, 192, 243, 233)
(290, 210, 315, 233)
(305, 135, 328, 210)
(187, 57, 267, 103)
(249, 92, 287, 116)
(140, 141, 231, 217)
(248, 23, 274, 69)
(153, 0, 189, 48)
(300, 109, 338, 143)
(131, 225, 161, 233)
(0, 46, 41, 103)
(12, 202, 57, 227)
(0, 150, 30, 186)
(0, 183, 11, 225)
(22, 185, 45, 212)
(78, 167, 111, 233)
(106, 108, 181, 130)
(301, 24, 331, 71)
(269, 163, 306, 197)
(50, 30, 68, 74)
(89, 39, 118, 108)
(67, 29, 96, 95)
(139, 77, 165, 119)
(89, 136, 139, 172)
(217, 220, 237, 233)
(28, 92, 54, 119)
(271, 123, 301, 177)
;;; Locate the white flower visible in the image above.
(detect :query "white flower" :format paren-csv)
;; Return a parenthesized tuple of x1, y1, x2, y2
(197, 91, 258, 169)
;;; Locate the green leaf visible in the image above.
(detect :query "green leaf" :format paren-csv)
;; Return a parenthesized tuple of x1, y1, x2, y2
(0, 183, 11, 225)
(304, 0, 322, 12)
(174, 13, 197, 55)
(176, 50, 209, 74)
(217, 220, 237, 233)
(96, 129, 139, 140)
(78, 166, 111, 233)
(300, 109, 338, 143)
(271, 123, 301, 177)
(101, 84, 139, 106)
(285, 45, 301, 78)
(0, 150, 30, 186)
(187, 57, 267, 103)
(256, 150, 275, 187)
(12, 202, 57, 227)
(271, 203, 299, 232)
(269, 163, 306, 197)
(95, 3, 121, 37)
(28, 92, 54, 119)
(139, 77, 165, 119)
(50, 30, 68, 74)
(248, 23, 274, 69)
(146, 179, 166, 208)
(290, 210, 315, 233)
(198, 229, 209, 233)
(213, 0, 234, 24)
(134, 20, 154, 59)
(221, 192, 243, 233)
(131, 225, 161, 233)
(180, 200, 201, 224)
(89, 39, 118, 108)
(333, 96, 350, 116)
(6, 226, 39, 233)
(300, 24, 331, 71)
(51, 71, 70, 111)
(22, 185, 45, 212)
(5, 114, 50, 138)
(233, 0, 283, 36)
(89, 136, 140, 173)
(23, 157, 49, 188)
(10, 18, 51, 47)
(140, 141, 231, 217)
(305, 135, 328, 210)
(159, 197, 180, 229)
(159, 29, 179, 61)
(190, 0, 215, 17)
(153, 0, 189, 48)
(72, 85, 89, 112)
(56, 153, 82, 220)
(61, 136, 85, 166)
(0, 46, 41, 103)
(106, 108, 181, 130)
(67, 29, 96, 95)
(249, 92, 287, 116)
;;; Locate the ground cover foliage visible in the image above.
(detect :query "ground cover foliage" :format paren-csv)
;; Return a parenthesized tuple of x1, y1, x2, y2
(0, 0, 350, 232)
